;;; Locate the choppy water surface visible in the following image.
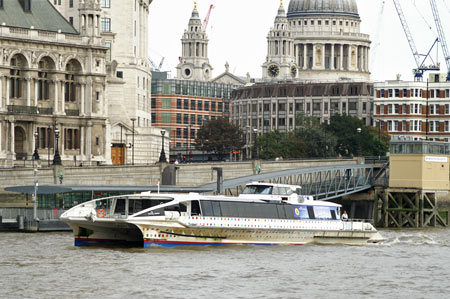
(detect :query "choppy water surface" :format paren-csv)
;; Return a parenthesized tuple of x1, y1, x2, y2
(1, 229, 450, 299)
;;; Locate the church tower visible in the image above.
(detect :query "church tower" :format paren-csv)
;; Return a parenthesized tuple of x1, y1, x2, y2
(262, 1, 297, 80)
(176, 2, 213, 81)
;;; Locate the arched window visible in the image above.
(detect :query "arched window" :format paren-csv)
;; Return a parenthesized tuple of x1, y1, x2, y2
(9, 55, 27, 99)
(65, 74, 76, 102)
(64, 59, 82, 102)
(37, 58, 55, 101)
(9, 68, 21, 99)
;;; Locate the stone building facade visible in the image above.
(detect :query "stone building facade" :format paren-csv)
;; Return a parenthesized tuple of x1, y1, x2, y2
(51, 0, 162, 165)
(176, 3, 213, 82)
(373, 74, 450, 142)
(262, 0, 370, 82)
(232, 0, 373, 151)
(0, 0, 110, 167)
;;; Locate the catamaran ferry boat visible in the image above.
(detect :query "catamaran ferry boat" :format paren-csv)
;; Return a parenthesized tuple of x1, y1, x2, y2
(60, 183, 383, 248)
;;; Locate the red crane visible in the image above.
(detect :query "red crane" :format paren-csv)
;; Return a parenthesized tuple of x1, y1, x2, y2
(202, 4, 214, 32)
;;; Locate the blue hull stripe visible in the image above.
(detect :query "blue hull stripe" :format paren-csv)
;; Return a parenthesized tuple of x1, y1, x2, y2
(144, 240, 304, 248)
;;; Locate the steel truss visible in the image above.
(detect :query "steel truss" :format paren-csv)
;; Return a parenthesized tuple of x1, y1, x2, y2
(201, 164, 375, 201)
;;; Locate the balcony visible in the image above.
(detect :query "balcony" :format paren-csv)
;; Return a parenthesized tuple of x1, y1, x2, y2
(7, 105, 38, 114)
(6, 105, 55, 115)
(66, 109, 80, 116)
(38, 108, 53, 115)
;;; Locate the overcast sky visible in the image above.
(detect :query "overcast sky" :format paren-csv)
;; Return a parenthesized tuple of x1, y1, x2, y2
(148, 0, 450, 82)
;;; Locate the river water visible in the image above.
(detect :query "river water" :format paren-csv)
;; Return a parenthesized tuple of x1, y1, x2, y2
(1, 229, 450, 299)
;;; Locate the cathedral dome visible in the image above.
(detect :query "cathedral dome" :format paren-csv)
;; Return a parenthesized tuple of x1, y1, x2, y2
(287, 0, 359, 18)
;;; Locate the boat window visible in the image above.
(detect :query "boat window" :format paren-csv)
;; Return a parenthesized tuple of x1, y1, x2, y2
(330, 209, 337, 220)
(201, 201, 214, 216)
(241, 185, 273, 195)
(255, 203, 278, 219)
(278, 187, 289, 195)
(313, 206, 339, 220)
(136, 203, 184, 217)
(277, 205, 286, 219)
(142, 208, 164, 217)
(285, 188, 294, 195)
(129, 198, 171, 215)
(179, 202, 188, 213)
(211, 201, 222, 216)
(191, 200, 201, 215)
(165, 204, 180, 212)
(114, 198, 126, 215)
(219, 201, 239, 217)
(195, 200, 324, 220)
(238, 202, 254, 218)
(307, 206, 315, 219)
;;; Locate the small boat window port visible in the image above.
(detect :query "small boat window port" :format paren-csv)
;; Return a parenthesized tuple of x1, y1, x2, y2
(60, 183, 383, 247)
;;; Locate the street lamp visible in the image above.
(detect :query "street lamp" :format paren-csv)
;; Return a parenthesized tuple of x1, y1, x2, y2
(356, 127, 362, 157)
(252, 128, 259, 160)
(130, 118, 136, 165)
(52, 128, 62, 165)
(32, 131, 40, 161)
(119, 124, 124, 165)
(159, 129, 167, 163)
(47, 125, 51, 167)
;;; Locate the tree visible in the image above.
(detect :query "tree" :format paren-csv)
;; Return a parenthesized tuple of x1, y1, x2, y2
(294, 113, 337, 158)
(327, 114, 389, 156)
(258, 131, 307, 159)
(195, 117, 244, 157)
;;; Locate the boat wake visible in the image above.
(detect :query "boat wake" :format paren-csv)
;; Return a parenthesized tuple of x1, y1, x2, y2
(379, 232, 439, 246)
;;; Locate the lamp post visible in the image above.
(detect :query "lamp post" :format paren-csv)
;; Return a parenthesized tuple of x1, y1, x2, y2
(203, 117, 208, 162)
(119, 124, 123, 165)
(356, 127, 362, 157)
(377, 120, 381, 141)
(130, 118, 136, 165)
(186, 124, 190, 161)
(252, 128, 259, 160)
(47, 125, 51, 167)
(52, 128, 62, 165)
(32, 130, 40, 161)
(159, 129, 167, 163)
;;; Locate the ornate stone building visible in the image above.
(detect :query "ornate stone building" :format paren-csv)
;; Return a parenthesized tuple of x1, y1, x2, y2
(262, 0, 370, 82)
(176, 3, 213, 82)
(232, 0, 373, 154)
(51, 0, 163, 165)
(0, 0, 110, 167)
(152, 4, 246, 160)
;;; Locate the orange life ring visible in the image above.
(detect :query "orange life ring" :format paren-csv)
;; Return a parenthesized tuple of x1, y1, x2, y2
(96, 209, 106, 218)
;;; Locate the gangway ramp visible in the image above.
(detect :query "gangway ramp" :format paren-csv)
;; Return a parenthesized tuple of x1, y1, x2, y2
(201, 164, 375, 201)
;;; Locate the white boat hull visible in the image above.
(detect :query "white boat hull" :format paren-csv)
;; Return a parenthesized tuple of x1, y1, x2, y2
(132, 216, 383, 248)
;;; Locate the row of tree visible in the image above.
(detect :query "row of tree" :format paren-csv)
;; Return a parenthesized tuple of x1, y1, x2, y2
(194, 114, 389, 160)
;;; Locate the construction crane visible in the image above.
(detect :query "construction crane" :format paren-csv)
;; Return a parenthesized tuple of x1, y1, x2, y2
(370, 1, 385, 65)
(147, 57, 165, 71)
(429, 0, 450, 81)
(393, 0, 440, 81)
(202, 4, 214, 32)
